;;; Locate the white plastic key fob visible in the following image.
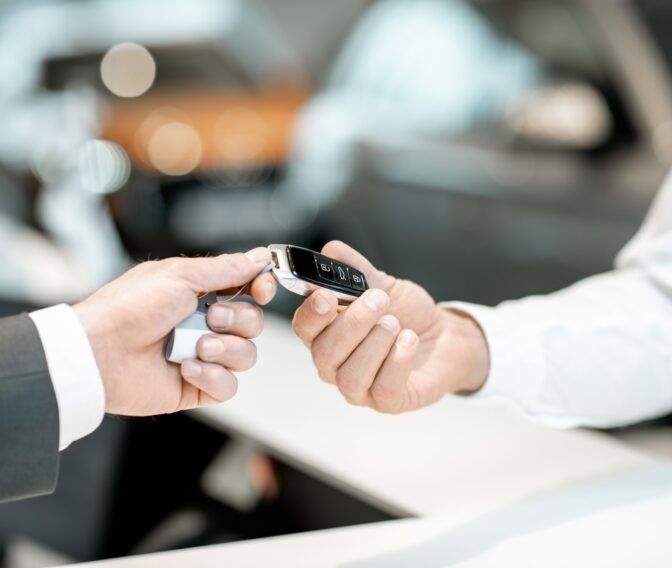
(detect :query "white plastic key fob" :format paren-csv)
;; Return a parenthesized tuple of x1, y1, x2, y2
(166, 311, 210, 364)
(166, 262, 274, 365)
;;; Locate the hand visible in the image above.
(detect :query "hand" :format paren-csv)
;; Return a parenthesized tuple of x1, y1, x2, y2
(73, 247, 278, 415)
(291, 241, 489, 413)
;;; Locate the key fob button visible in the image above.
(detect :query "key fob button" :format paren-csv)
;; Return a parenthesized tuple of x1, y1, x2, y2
(334, 264, 351, 287)
(350, 271, 366, 291)
(316, 258, 335, 281)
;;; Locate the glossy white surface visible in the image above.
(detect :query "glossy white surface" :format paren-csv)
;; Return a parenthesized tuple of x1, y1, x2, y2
(68, 464, 672, 567)
(193, 313, 651, 517)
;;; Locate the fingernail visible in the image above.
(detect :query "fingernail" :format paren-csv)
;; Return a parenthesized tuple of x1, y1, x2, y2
(183, 360, 202, 378)
(245, 247, 270, 264)
(364, 289, 388, 313)
(313, 292, 331, 315)
(378, 315, 399, 333)
(210, 305, 234, 329)
(398, 330, 418, 348)
(202, 336, 224, 358)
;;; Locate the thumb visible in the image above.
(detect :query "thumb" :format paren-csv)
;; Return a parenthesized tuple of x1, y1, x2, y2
(321, 241, 395, 291)
(178, 247, 271, 294)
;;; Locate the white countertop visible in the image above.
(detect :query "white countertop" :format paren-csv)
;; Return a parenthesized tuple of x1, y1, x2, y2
(61, 313, 668, 568)
(193, 313, 653, 518)
(68, 463, 672, 568)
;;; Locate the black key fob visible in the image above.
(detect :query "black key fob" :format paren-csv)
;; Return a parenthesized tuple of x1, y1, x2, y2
(268, 244, 369, 304)
(166, 244, 369, 364)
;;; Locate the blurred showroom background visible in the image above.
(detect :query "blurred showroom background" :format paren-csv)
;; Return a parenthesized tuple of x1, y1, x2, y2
(2, 0, 672, 565)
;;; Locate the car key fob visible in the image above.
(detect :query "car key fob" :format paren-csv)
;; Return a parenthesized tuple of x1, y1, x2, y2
(166, 245, 368, 364)
(166, 262, 275, 365)
(267, 244, 368, 305)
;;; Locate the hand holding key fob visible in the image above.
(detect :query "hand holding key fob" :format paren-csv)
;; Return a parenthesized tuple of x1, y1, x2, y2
(166, 244, 368, 363)
(268, 244, 368, 305)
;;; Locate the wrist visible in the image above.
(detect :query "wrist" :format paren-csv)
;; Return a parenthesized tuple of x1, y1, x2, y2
(72, 301, 118, 412)
(438, 307, 490, 393)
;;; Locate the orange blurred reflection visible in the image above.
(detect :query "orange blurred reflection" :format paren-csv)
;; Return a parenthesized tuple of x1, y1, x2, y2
(102, 87, 309, 174)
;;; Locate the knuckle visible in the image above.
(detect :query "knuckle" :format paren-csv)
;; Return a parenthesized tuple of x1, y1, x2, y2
(222, 252, 248, 273)
(343, 306, 373, 329)
(312, 343, 337, 382)
(343, 393, 367, 407)
(134, 259, 159, 274)
(183, 293, 199, 315)
(292, 303, 308, 324)
(370, 381, 398, 404)
(317, 367, 336, 384)
(311, 341, 333, 371)
(373, 401, 403, 415)
(212, 375, 238, 403)
(201, 364, 219, 382)
(292, 312, 311, 338)
(292, 322, 308, 343)
(291, 321, 313, 347)
(162, 257, 187, 273)
(335, 369, 360, 396)
(378, 315, 400, 335)
(243, 304, 264, 331)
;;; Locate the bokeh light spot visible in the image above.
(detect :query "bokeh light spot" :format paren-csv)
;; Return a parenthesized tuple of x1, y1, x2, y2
(101, 42, 156, 98)
(147, 122, 203, 176)
(214, 108, 269, 167)
(77, 140, 131, 194)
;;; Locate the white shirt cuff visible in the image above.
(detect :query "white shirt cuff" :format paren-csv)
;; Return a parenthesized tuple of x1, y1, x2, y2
(439, 301, 546, 403)
(29, 305, 105, 450)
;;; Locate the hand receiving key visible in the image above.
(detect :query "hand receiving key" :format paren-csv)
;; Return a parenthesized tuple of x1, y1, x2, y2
(291, 241, 490, 413)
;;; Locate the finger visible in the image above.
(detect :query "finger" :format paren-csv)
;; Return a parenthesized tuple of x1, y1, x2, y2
(216, 271, 276, 304)
(335, 315, 400, 403)
(181, 359, 238, 405)
(292, 290, 339, 347)
(322, 241, 395, 291)
(249, 272, 277, 305)
(310, 289, 390, 383)
(207, 302, 264, 338)
(370, 329, 419, 413)
(197, 334, 257, 371)
(172, 247, 271, 294)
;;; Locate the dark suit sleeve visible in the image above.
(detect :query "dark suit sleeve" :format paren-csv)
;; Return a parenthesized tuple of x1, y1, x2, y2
(0, 314, 59, 503)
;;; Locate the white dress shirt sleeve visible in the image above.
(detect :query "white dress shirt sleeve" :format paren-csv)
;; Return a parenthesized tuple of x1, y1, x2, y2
(441, 171, 672, 429)
(29, 304, 105, 450)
